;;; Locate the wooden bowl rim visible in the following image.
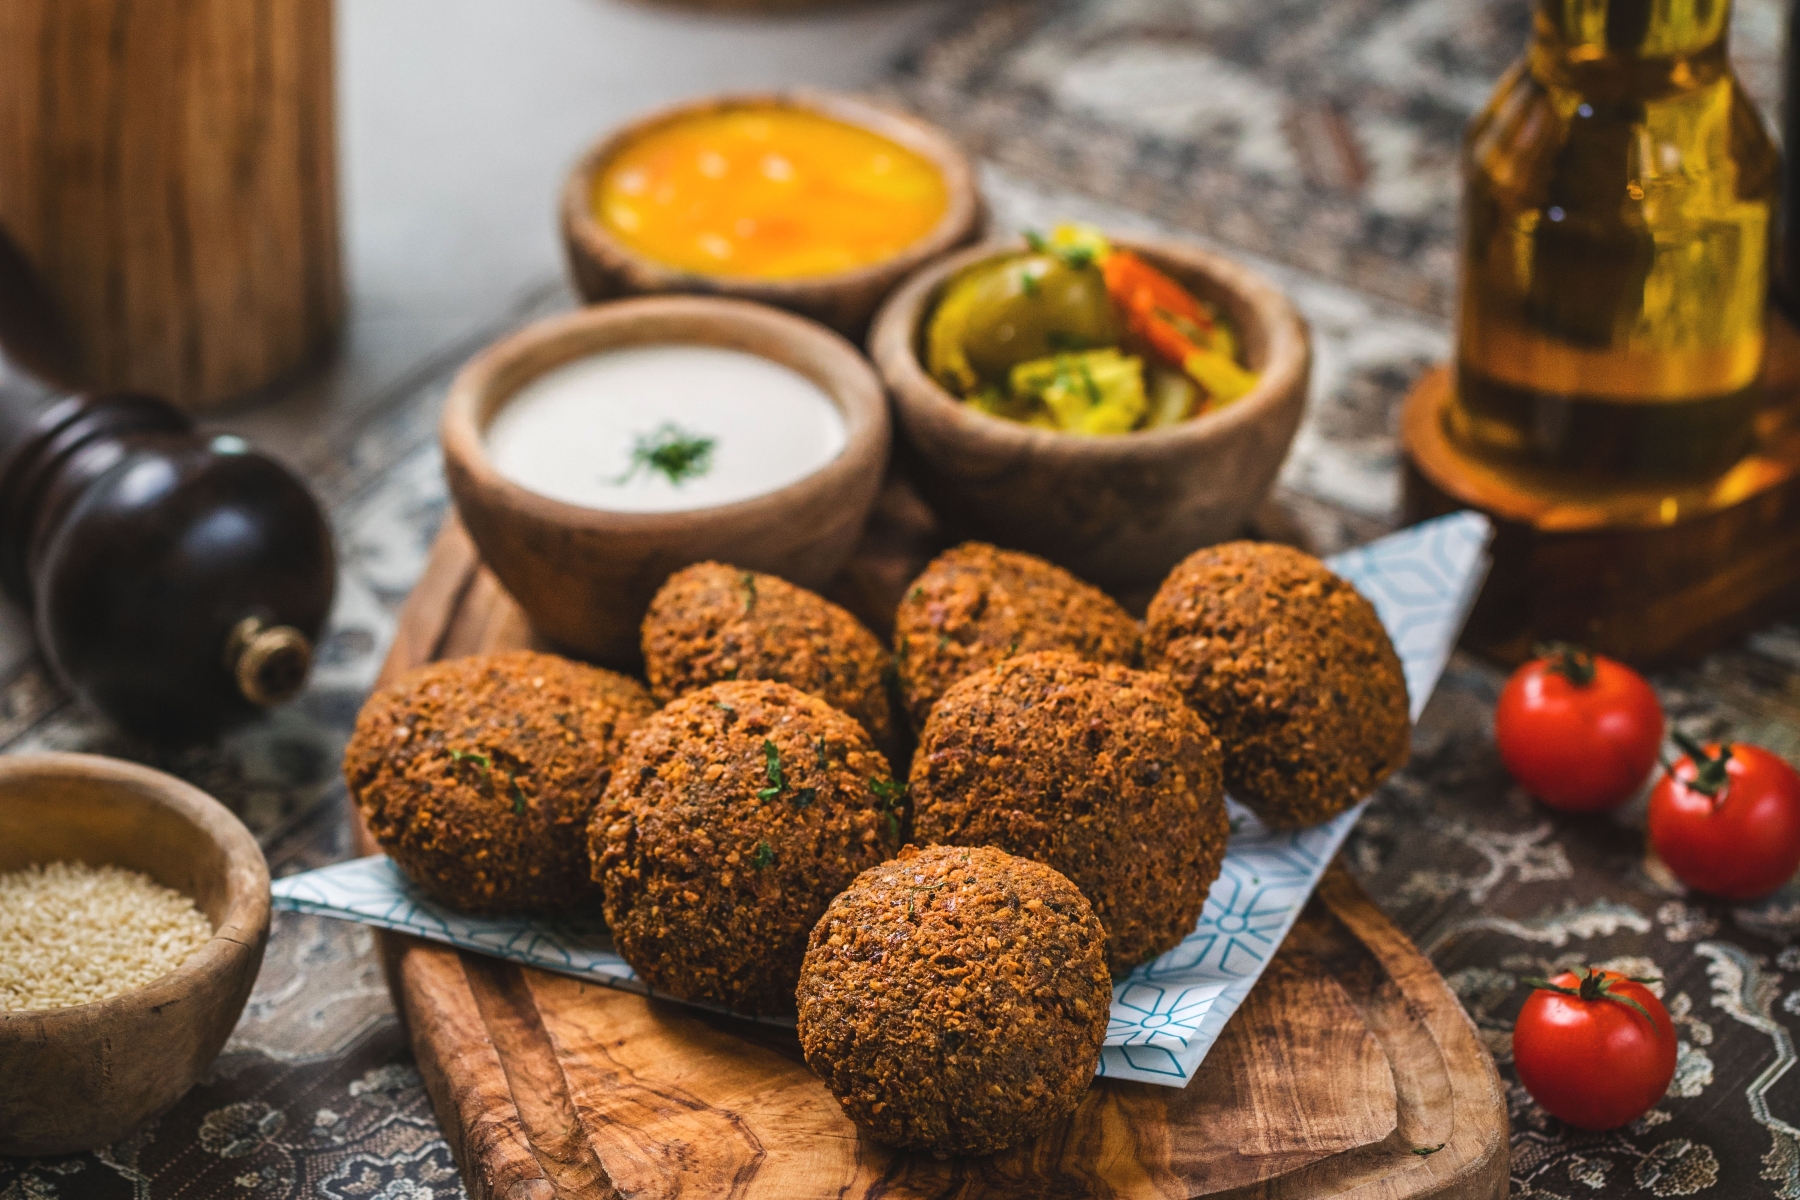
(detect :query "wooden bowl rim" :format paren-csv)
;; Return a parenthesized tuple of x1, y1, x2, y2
(868, 233, 1311, 461)
(440, 295, 891, 535)
(561, 88, 981, 301)
(0, 752, 270, 1029)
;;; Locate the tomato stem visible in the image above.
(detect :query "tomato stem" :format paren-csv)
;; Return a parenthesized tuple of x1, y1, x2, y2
(1670, 729, 1734, 802)
(1535, 641, 1596, 687)
(1524, 968, 1662, 1029)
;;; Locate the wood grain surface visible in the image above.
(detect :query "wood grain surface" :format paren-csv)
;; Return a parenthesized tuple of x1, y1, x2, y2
(0, 0, 342, 409)
(357, 517, 1508, 1199)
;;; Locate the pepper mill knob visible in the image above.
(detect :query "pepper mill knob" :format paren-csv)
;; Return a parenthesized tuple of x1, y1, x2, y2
(228, 617, 316, 708)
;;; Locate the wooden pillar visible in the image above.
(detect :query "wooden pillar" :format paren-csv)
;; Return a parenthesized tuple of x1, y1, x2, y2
(0, 0, 343, 410)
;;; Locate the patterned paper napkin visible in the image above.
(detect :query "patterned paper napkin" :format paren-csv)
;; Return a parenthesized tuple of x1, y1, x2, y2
(273, 511, 1492, 1088)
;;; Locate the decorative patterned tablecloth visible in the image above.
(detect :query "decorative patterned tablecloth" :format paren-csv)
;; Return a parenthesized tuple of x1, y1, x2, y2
(3, 2, 1797, 1197)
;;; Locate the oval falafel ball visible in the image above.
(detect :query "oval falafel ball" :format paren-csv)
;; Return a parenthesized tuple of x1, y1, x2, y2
(797, 844, 1110, 1158)
(894, 542, 1140, 731)
(345, 650, 656, 915)
(642, 562, 898, 756)
(910, 651, 1227, 972)
(590, 680, 903, 1016)
(1145, 542, 1410, 828)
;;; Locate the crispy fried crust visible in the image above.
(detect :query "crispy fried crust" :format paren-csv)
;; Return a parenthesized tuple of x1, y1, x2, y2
(642, 563, 899, 757)
(796, 844, 1110, 1158)
(1145, 542, 1410, 828)
(894, 543, 1141, 731)
(345, 650, 656, 915)
(590, 680, 901, 1016)
(910, 652, 1227, 972)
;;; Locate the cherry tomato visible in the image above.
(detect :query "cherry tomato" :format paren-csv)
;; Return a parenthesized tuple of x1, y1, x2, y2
(1495, 645, 1665, 813)
(1647, 736, 1800, 901)
(1512, 968, 1675, 1131)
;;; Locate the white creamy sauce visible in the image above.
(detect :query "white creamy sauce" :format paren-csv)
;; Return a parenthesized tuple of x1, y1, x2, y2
(484, 344, 847, 513)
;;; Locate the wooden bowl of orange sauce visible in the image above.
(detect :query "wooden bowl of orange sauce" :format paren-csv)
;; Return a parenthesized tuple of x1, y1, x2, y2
(561, 91, 983, 340)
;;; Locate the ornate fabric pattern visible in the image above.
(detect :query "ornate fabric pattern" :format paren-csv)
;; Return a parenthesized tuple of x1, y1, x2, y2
(3, 0, 1797, 1193)
(887, 0, 1784, 319)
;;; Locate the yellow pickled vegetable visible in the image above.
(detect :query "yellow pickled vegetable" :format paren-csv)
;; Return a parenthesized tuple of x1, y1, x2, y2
(1009, 350, 1147, 435)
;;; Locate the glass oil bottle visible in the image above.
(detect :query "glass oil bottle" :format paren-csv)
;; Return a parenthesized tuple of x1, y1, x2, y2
(1453, 0, 1779, 486)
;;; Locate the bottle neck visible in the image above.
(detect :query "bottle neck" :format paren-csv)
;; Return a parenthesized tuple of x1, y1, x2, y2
(1530, 0, 1731, 93)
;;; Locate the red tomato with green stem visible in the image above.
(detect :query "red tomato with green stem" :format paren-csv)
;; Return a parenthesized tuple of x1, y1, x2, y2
(1512, 968, 1676, 1131)
(1647, 733, 1800, 901)
(1495, 645, 1665, 813)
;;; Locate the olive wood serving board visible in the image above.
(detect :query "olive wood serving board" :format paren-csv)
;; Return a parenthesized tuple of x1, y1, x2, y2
(357, 515, 1509, 1200)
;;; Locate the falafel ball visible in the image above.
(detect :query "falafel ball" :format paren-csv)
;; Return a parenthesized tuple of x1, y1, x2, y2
(590, 680, 903, 1016)
(797, 844, 1110, 1158)
(346, 650, 656, 915)
(1145, 541, 1410, 828)
(642, 563, 898, 756)
(894, 543, 1140, 731)
(910, 651, 1227, 972)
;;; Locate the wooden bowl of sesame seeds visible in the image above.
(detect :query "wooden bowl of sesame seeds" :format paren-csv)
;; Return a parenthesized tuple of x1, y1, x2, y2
(0, 753, 270, 1156)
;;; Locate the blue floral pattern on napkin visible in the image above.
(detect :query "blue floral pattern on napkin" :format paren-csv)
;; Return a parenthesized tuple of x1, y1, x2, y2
(274, 512, 1491, 1088)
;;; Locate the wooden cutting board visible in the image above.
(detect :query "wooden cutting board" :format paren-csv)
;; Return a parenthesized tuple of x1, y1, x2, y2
(358, 515, 1510, 1200)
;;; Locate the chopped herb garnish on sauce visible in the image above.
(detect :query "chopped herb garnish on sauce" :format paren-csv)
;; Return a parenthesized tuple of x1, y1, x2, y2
(614, 422, 716, 487)
(740, 572, 758, 614)
(750, 840, 775, 870)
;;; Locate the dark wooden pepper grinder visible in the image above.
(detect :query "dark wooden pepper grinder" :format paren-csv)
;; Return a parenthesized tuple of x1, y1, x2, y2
(0, 226, 335, 744)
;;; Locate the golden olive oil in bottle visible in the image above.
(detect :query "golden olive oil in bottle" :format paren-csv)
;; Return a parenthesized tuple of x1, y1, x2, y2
(1453, 0, 1779, 482)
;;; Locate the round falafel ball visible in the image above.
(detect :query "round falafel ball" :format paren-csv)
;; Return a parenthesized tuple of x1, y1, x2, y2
(345, 650, 656, 915)
(1145, 542, 1410, 828)
(910, 651, 1227, 972)
(894, 543, 1140, 731)
(797, 844, 1110, 1158)
(590, 680, 903, 1016)
(642, 562, 898, 756)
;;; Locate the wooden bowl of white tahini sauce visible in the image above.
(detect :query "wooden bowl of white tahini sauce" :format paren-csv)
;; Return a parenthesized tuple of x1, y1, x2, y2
(441, 296, 891, 664)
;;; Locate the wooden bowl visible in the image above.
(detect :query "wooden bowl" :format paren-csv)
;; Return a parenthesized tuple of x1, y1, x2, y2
(441, 296, 892, 664)
(560, 90, 983, 340)
(0, 752, 270, 1156)
(869, 236, 1311, 587)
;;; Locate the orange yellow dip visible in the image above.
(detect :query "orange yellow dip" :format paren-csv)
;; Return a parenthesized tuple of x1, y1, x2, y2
(595, 108, 950, 280)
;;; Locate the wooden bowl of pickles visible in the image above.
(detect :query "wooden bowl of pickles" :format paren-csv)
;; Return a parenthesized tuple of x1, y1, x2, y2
(560, 90, 983, 341)
(869, 228, 1311, 587)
